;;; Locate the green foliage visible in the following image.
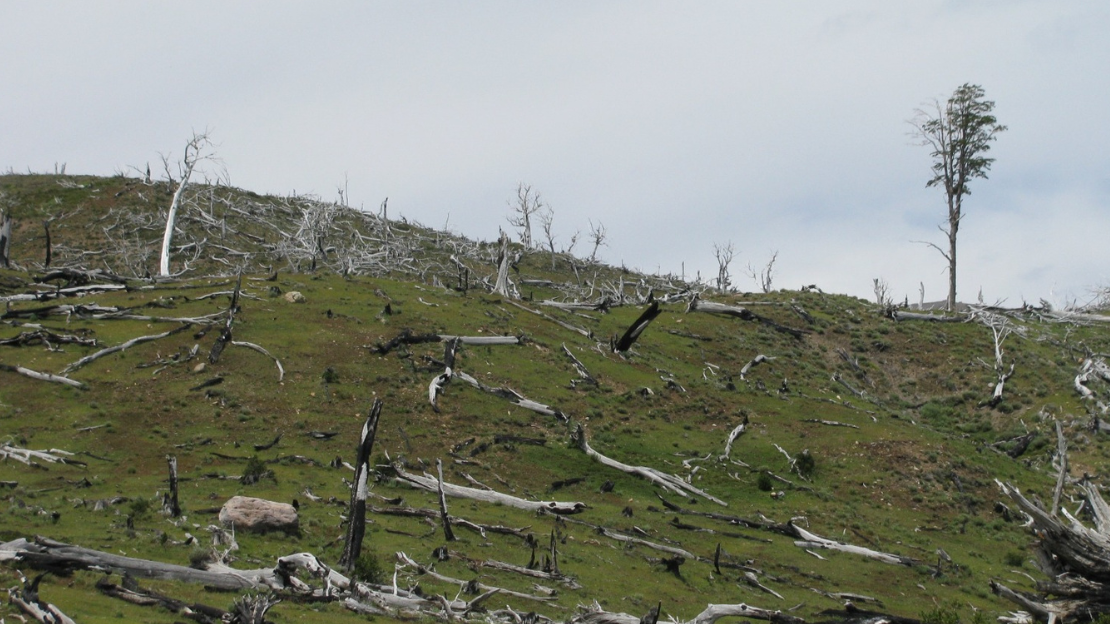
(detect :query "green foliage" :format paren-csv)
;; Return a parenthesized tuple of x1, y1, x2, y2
(920, 603, 962, 624)
(352, 551, 386, 585)
(757, 472, 774, 492)
(240, 455, 274, 485)
(128, 496, 152, 519)
(795, 449, 816, 478)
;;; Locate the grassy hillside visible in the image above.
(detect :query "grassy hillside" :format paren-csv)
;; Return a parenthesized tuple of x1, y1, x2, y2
(2, 173, 1109, 623)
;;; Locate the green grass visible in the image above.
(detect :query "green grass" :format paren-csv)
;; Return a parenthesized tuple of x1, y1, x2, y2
(2, 173, 1109, 622)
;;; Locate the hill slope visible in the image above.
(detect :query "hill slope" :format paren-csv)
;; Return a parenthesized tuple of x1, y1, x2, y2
(2, 173, 1110, 623)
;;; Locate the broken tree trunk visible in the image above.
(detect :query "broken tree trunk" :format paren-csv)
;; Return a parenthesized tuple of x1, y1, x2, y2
(340, 398, 383, 570)
(1051, 419, 1069, 517)
(164, 455, 181, 517)
(740, 354, 773, 380)
(720, 414, 749, 461)
(7, 572, 77, 624)
(428, 338, 459, 412)
(209, 272, 242, 364)
(563, 342, 598, 387)
(391, 464, 585, 514)
(573, 424, 727, 506)
(453, 370, 567, 421)
(0, 210, 11, 269)
(493, 230, 513, 297)
(435, 458, 456, 541)
(612, 300, 661, 352)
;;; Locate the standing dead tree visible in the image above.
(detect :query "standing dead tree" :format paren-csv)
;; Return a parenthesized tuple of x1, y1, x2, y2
(0, 206, 12, 269)
(612, 300, 662, 353)
(970, 308, 1019, 406)
(508, 183, 544, 249)
(714, 242, 735, 294)
(160, 130, 218, 277)
(747, 251, 778, 294)
(340, 399, 383, 570)
(588, 220, 608, 263)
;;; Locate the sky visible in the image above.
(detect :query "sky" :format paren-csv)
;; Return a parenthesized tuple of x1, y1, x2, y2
(3, 2, 1109, 306)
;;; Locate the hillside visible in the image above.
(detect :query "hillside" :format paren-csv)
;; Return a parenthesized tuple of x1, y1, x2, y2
(2, 173, 1110, 624)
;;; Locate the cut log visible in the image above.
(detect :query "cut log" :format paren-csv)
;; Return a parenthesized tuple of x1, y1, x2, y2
(612, 301, 661, 352)
(391, 464, 585, 514)
(340, 399, 382, 569)
(573, 424, 727, 506)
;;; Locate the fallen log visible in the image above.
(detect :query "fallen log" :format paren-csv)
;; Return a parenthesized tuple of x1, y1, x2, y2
(721, 414, 749, 461)
(740, 354, 773, 379)
(686, 296, 805, 339)
(790, 523, 919, 567)
(503, 298, 592, 337)
(395, 551, 556, 603)
(563, 342, 598, 387)
(0, 363, 86, 389)
(7, 572, 77, 624)
(391, 464, 585, 514)
(573, 424, 727, 506)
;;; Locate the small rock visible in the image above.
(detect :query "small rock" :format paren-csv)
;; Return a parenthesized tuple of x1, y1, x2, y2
(283, 291, 306, 303)
(192, 362, 206, 373)
(219, 496, 298, 534)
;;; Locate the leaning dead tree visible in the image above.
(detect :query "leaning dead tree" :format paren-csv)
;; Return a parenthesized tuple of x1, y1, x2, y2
(160, 130, 218, 277)
(612, 300, 662, 352)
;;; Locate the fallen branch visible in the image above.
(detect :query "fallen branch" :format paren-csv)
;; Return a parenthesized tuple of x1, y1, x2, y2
(573, 424, 727, 506)
(391, 464, 585, 514)
(230, 341, 284, 381)
(454, 370, 567, 421)
(0, 363, 85, 389)
(61, 324, 192, 374)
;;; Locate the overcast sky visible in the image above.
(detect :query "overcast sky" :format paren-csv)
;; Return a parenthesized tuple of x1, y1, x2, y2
(3, 2, 1108, 306)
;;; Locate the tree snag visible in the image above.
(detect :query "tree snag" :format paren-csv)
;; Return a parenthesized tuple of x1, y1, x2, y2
(612, 300, 662, 352)
(340, 398, 383, 570)
(164, 455, 181, 517)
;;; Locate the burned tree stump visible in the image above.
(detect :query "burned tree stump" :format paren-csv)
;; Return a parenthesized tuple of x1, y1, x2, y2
(340, 399, 383, 570)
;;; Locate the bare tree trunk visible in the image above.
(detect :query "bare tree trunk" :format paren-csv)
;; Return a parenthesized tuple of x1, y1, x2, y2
(160, 131, 212, 277)
(163, 455, 181, 517)
(0, 210, 11, 269)
(947, 220, 958, 312)
(340, 399, 383, 570)
(435, 459, 456, 542)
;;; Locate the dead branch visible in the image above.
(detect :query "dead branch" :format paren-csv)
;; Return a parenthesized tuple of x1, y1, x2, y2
(573, 424, 727, 506)
(230, 341, 284, 381)
(61, 323, 191, 374)
(0, 363, 86, 389)
(391, 463, 585, 514)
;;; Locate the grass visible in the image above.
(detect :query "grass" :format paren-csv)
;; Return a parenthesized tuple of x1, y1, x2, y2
(2, 173, 1109, 622)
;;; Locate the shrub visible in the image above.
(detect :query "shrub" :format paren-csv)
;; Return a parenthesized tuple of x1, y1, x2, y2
(1004, 551, 1025, 567)
(795, 449, 816, 478)
(240, 456, 274, 485)
(128, 496, 152, 519)
(920, 603, 961, 624)
(757, 472, 773, 492)
(353, 551, 386, 585)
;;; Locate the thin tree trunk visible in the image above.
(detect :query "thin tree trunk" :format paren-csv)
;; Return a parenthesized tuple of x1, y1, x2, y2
(340, 399, 383, 570)
(160, 157, 197, 277)
(0, 210, 11, 269)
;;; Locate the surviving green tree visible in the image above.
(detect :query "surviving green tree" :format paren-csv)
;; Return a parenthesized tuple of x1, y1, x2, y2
(911, 84, 1006, 312)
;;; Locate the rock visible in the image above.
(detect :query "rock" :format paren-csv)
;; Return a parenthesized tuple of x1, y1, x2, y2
(192, 362, 205, 373)
(219, 496, 298, 534)
(283, 291, 305, 303)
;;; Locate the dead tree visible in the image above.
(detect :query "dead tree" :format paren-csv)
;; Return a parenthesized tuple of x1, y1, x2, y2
(493, 230, 514, 297)
(508, 183, 544, 248)
(714, 242, 735, 293)
(588, 219, 607, 263)
(163, 455, 181, 517)
(0, 208, 12, 269)
(160, 130, 217, 277)
(340, 399, 383, 570)
(209, 273, 242, 364)
(612, 301, 662, 352)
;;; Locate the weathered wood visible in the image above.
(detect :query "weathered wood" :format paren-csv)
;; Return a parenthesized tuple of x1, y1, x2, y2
(612, 301, 661, 352)
(428, 338, 458, 412)
(1051, 419, 1068, 517)
(7, 572, 77, 624)
(790, 523, 918, 566)
(231, 341, 284, 381)
(721, 415, 749, 461)
(740, 354, 773, 379)
(391, 464, 585, 514)
(574, 424, 727, 506)
(453, 370, 567, 421)
(0, 444, 85, 467)
(686, 296, 805, 339)
(0, 537, 257, 590)
(503, 298, 592, 337)
(61, 323, 192, 374)
(493, 230, 513, 297)
(889, 310, 963, 322)
(563, 342, 598, 387)
(0, 210, 11, 269)
(395, 551, 556, 603)
(0, 363, 86, 389)
(340, 399, 383, 569)
(208, 272, 242, 364)
(435, 458, 456, 541)
(0, 329, 97, 347)
(164, 455, 181, 517)
(95, 576, 228, 624)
